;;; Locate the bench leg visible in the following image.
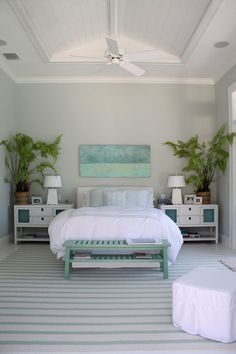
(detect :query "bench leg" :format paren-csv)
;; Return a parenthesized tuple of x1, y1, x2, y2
(162, 247, 168, 279)
(64, 247, 71, 279)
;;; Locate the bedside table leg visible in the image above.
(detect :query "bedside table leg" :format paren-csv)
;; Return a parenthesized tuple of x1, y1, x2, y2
(64, 247, 71, 279)
(162, 247, 168, 279)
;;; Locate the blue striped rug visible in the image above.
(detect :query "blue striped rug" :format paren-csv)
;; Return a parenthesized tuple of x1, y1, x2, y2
(0, 243, 235, 353)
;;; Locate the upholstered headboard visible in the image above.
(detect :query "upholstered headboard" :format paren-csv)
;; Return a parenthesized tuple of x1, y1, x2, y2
(77, 186, 154, 208)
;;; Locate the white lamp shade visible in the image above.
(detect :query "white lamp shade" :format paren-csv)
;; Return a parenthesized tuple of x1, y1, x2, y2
(43, 175, 62, 188)
(167, 175, 186, 188)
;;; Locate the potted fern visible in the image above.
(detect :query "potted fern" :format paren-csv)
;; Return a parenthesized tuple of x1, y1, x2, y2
(164, 124, 236, 203)
(0, 133, 62, 204)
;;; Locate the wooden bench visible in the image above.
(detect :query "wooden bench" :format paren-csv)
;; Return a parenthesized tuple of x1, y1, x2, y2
(64, 239, 171, 280)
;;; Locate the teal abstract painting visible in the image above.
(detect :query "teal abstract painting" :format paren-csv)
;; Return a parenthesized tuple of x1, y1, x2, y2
(80, 145, 150, 177)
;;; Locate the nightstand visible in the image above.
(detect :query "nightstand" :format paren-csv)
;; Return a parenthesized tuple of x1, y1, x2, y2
(158, 204, 218, 243)
(14, 204, 73, 244)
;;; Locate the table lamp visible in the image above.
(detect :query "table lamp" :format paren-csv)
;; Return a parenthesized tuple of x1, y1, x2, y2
(43, 175, 62, 205)
(167, 175, 186, 204)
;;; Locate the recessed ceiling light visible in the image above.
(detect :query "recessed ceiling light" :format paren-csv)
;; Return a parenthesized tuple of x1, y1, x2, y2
(0, 39, 7, 46)
(214, 41, 229, 48)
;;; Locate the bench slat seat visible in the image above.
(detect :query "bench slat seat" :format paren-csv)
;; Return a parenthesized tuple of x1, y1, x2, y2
(64, 239, 170, 280)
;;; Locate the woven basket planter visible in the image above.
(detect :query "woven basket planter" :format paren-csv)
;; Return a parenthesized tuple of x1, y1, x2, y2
(196, 191, 210, 205)
(15, 191, 29, 205)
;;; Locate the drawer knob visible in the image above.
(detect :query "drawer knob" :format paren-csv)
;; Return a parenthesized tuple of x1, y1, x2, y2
(189, 217, 191, 220)
(41, 217, 44, 221)
(41, 208, 44, 212)
(189, 208, 191, 211)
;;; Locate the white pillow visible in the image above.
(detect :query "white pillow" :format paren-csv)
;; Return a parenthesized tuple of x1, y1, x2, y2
(90, 189, 104, 207)
(82, 191, 90, 207)
(146, 191, 154, 207)
(125, 190, 153, 208)
(104, 190, 126, 207)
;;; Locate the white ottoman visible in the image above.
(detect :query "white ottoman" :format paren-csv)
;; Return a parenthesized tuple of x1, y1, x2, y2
(172, 267, 236, 343)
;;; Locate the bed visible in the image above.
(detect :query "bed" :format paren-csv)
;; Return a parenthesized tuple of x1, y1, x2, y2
(49, 186, 183, 264)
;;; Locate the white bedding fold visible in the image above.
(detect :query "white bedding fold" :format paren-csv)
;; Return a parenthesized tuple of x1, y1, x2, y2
(49, 206, 183, 264)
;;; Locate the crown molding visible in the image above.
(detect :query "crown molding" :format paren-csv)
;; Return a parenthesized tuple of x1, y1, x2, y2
(181, 0, 223, 64)
(0, 58, 16, 82)
(15, 76, 214, 85)
(214, 57, 236, 83)
(0, 59, 214, 85)
(8, 0, 50, 63)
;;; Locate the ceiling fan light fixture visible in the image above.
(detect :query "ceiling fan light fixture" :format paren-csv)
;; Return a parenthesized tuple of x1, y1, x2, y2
(69, 37, 147, 76)
(111, 57, 120, 64)
(214, 41, 229, 48)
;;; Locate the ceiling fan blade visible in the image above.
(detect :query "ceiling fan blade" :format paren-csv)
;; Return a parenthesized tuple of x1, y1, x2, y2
(105, 37, 119, 56)
(69, 54, 104, 60)
(119, 61, 145, 76)
(125, 50, 161, 61)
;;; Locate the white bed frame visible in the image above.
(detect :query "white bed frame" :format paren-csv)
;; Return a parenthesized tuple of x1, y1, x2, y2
(77, 186, 154, 208)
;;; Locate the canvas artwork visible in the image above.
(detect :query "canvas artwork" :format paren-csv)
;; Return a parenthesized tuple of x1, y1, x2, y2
(80, 144, 151, 177)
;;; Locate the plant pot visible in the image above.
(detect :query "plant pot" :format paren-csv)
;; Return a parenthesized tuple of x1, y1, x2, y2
(15, 191, 29, 205)
(196, 191, 210, 205)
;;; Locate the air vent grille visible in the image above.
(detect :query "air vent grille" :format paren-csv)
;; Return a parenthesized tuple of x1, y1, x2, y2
(3, 53, 19, 60)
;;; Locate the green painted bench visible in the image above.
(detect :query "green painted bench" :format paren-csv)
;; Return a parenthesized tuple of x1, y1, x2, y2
(64, 239, 171, 280)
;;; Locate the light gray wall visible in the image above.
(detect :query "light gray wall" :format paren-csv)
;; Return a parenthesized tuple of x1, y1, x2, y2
(0, 69, 16, 238)
(215, 64, 236, 239)
(16, 83, 215, 206)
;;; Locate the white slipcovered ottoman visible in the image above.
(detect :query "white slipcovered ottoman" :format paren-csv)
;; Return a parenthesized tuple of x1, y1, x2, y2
(172, 267, 236, 343)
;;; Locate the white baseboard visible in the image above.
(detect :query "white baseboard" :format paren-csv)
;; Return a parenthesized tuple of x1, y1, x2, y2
(0, 233, 13, 248)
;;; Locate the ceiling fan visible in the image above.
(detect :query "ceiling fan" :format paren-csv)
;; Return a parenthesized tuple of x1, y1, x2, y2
(70, 37, 161, 76)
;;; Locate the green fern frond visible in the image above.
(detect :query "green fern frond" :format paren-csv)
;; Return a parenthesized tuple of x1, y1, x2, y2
(164, 124, 236, 192)
(0, 134, 62, 192)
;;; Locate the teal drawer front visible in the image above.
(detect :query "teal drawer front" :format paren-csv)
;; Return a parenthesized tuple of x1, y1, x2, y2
(203, 209, 215, 222)
(165, 209, 177, 223)
(18, 209, 30, 223)
(55, 209, 65, 215)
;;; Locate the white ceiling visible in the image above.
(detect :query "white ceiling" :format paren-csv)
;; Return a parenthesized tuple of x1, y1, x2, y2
(0, 0, 236, 84)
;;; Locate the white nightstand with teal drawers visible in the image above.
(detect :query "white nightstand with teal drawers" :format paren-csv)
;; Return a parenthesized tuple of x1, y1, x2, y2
(159, 204, 218, 243)
(14, 204, 73, 244)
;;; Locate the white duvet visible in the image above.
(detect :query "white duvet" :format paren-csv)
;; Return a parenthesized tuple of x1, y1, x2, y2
(49, 206, 183, 264)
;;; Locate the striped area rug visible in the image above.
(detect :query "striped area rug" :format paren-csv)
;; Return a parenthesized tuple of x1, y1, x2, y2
(0, 243, 235, 353)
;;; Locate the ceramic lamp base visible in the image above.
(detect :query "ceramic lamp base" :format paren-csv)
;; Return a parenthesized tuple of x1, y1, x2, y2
(171, 188, 183, 204)
(46, 189, 58, 205)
